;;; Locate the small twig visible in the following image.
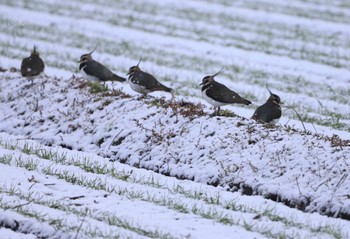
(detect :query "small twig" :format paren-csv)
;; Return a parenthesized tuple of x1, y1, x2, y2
(335, 173, 348, 189)
(315, 178, 330, 191)
(246, 160, 258, 173)
(108, 129, 124, 149)
(311, 122, 318, 134)
(195, 122, 204, 148)
(295, 176, 303, 197)
(28, 182, 37, 191)
(69, 195, 85, 200)
(44, 183, 56, 186)
(74, 208, 88, 239)
(11, 201, 33, 210)
(317, 99, 324, 108)
(285, 106, 307, 132)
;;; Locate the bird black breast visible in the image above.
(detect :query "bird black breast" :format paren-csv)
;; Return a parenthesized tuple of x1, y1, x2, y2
(79, 61, 87, 71)
(21, 55, 45, 77)
(253, 101, 281, 123)
(201, 83, 212, 92)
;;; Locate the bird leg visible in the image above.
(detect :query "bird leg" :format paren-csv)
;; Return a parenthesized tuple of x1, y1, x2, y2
(169, 94, 175, 106)
(137, 93, 148, 100)
(28, 77, 34, 86)
(211, 107, 220, 116)
(211, 107, 216, 116)
(216, 107, 221, 116)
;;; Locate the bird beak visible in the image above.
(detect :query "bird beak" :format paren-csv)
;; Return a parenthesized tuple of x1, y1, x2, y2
(199, 82, 203, 86)
(126, 72, 130, 76)
(77, 60, 82, 63)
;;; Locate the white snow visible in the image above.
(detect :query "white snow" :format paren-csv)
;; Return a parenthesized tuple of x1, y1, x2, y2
(1, 0, 350, 238)
(0, 132, 349, 238)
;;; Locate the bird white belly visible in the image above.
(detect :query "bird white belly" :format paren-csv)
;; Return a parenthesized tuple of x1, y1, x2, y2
(269, 118, 280, 124)
(202, 90, 227, 107)
(80, 67, 99, 82)
(128, 79, 149, 94)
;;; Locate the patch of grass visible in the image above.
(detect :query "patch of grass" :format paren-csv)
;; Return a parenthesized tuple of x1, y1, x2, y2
(0, 185, 175, 238)
(15, 157, 38, 171)
(0, 154, 13, 165)
(218, 109, 238, 118)
(312, 225, 343, 239)
(87, 81, 109, 94)
(169, 100, 205, 119)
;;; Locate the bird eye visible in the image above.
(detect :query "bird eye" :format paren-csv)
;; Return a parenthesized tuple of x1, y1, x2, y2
(274, 95, 281, 103)
(202, 76, 210, 82)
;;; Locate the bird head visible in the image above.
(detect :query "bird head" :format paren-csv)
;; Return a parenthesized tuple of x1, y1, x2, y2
(31, 45, 40, 56)
(77, 48, 95, 63)
(267, 89, 282, 105)
(199, 67, 224, 86)
(127, 58, 142, 75)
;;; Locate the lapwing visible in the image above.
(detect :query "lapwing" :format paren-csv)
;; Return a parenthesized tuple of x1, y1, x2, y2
(21, 46, 45, 80)
(78, 49, 125, 82)
(252, 89, 282, 124)
(126, 58, 173, 96)
(200, 68, 251, 115)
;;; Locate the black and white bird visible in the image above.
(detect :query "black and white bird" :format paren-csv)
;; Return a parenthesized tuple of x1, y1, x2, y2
(78, 49, 125, 83)
(21, 46, 45, 78)
(200, 68, 251, 115)
(252, 89, 282, 124)
(126, 59, 173, 96)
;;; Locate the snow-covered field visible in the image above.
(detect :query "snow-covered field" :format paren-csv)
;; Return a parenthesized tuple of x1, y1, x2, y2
(1, 0, 350, 238)
(1, 132, 350, 238)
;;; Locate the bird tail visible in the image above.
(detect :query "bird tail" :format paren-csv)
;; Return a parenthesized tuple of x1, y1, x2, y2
(112, 74, 126, 82)
(239, 97, 252, 105)
(154, 84, 173, 93)
(163, 86, 174, 93)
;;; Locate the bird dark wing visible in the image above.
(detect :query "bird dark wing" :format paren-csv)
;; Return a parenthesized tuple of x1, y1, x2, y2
(35, 57, 45, 74)
(21, 58, 31, 76)
(207, 81, 250, 104)
(84, 61, 114, 81)
(20, 56, 45, 77)
(252, 101, 281, 123)
(136, 71, 172, 92)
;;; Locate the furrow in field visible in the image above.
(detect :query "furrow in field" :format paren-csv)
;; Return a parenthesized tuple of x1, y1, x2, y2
(221, 0, 350, 24)
(194, 0, 350, 12)
(0, 162, 217, 238)
(2, 1, 350, 85)
(0, 153, 270, 238)
(0, 192, 151, 238)
(4, 0, 350, 70)
(1, 137, 348, 238)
